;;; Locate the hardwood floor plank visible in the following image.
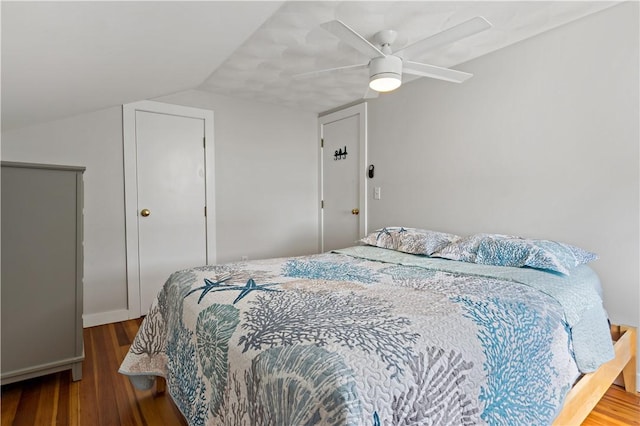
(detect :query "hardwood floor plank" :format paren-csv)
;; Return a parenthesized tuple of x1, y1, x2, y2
(106, 323, 146, 426)
(582, 385, 640, 425)
(136, 388, 182, 425)
(122, 318, 144, 344)
(11, 379, 40, 426)
(67, 380, 80, 426)
(1, 318, 638, 425)
(92, 325, 124, 425)
(78, 327, 100, 426)
(0, 384, 21, 426)
(33, 374, 57, 425)
(113, 321, 132, 348)
(55, 371, 70, 426)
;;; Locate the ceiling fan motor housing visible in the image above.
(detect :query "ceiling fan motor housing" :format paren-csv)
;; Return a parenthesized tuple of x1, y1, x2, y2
(369, 55, 403, 92)
(369, 55, 402, 80)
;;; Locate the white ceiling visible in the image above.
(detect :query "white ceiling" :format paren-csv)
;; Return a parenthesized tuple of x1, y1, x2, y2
(1, 1, 617, 131)
(1, 1, 284, 130)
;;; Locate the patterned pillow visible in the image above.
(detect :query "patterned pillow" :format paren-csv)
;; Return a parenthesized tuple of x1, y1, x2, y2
(475, 236, 598, 274)
(433, 233, 514, 263)
(360, 227, 460, 256)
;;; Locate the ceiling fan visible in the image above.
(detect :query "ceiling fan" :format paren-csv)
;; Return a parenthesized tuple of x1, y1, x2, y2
(294, 16, 492, 97)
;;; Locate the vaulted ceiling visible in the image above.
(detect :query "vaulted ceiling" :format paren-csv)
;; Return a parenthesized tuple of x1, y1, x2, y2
(1, 1, 617, 130)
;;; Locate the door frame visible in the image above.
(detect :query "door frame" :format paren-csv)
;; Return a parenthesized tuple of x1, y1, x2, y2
(122, 100, 216, 319)
(318, 103, 368, 253)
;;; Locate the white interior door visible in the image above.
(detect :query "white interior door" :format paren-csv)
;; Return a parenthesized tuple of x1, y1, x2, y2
(320, 103, 367, 252)
(123, 101, 216, 317)
(136, 111, 207, 312)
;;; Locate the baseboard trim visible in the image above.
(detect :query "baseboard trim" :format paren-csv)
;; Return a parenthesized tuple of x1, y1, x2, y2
(83, 309, 131, 328)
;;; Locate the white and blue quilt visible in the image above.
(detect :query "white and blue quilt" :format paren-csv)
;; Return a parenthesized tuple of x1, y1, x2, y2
(119, 246, 613, 425)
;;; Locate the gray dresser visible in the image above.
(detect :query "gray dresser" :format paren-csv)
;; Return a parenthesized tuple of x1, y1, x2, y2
(1, 161, 85, 384)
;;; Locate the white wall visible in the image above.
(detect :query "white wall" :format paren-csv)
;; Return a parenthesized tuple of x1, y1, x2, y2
(1, 92, 318, 325)
(1, 107, 128, 323)
(154, 90, 319, 263)
(366, 2, 639, 382)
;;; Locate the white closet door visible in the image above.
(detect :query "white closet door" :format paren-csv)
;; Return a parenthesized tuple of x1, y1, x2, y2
(320, 103, 367, 252)
(123, 100, 216, 318)
(135, 110, 207, 312)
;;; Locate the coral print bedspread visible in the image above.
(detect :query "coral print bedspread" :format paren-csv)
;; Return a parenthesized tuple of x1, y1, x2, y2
(119, 245, 613, 426)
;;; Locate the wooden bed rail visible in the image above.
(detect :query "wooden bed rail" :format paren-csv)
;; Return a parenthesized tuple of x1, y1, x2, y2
(613, 325, 637, 393)
(552, 324, 637, 425)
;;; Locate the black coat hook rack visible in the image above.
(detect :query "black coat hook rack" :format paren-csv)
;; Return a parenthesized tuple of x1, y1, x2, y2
(334, 146, 348, 160)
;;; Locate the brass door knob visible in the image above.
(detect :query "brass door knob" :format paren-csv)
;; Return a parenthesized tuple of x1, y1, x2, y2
(351, 208, 360, 215)
(140, 209, 151, 217)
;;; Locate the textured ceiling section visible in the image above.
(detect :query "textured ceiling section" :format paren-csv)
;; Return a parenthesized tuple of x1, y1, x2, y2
(199, 1, 616, 113)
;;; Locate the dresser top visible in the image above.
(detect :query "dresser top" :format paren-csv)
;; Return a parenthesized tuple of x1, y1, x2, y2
(1, 161, 85, 172)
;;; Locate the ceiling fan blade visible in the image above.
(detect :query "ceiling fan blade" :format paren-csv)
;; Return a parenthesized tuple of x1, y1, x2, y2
(321, 20, 385, 59)
(396, 16, 492, 59)
(293, 63, 368, 80)
(404, 61, 473, 83)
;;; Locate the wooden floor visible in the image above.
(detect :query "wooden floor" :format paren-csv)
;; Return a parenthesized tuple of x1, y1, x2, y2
(1, 319, 186, 426)
(1, 320, 638, 426)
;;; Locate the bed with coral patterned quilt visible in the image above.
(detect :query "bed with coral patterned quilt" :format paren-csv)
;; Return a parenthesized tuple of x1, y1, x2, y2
(119, 243, 613, 426)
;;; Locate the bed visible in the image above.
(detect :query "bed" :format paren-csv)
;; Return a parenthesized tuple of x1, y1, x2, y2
(119, 229, 636, 425)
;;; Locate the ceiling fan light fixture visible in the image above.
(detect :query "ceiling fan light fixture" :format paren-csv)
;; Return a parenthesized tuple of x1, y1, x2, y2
(369, 73, 402, 92)
(368, 55, 403, 92)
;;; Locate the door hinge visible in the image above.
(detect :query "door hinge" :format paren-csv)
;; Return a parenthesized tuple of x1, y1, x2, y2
(321, 138, 324, 148)
(321, 200, 324, 209)
(204, 206, 207, 217)
(203, 137, 206, 148)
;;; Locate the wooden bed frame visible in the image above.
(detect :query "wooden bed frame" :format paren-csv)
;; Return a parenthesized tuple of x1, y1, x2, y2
(153, 324, 637, 424)
(552, 324, 637, 425)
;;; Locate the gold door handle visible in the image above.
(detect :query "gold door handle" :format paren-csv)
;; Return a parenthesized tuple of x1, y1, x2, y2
(140, 209, 151, 217)
(351, 208, 360, 215)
